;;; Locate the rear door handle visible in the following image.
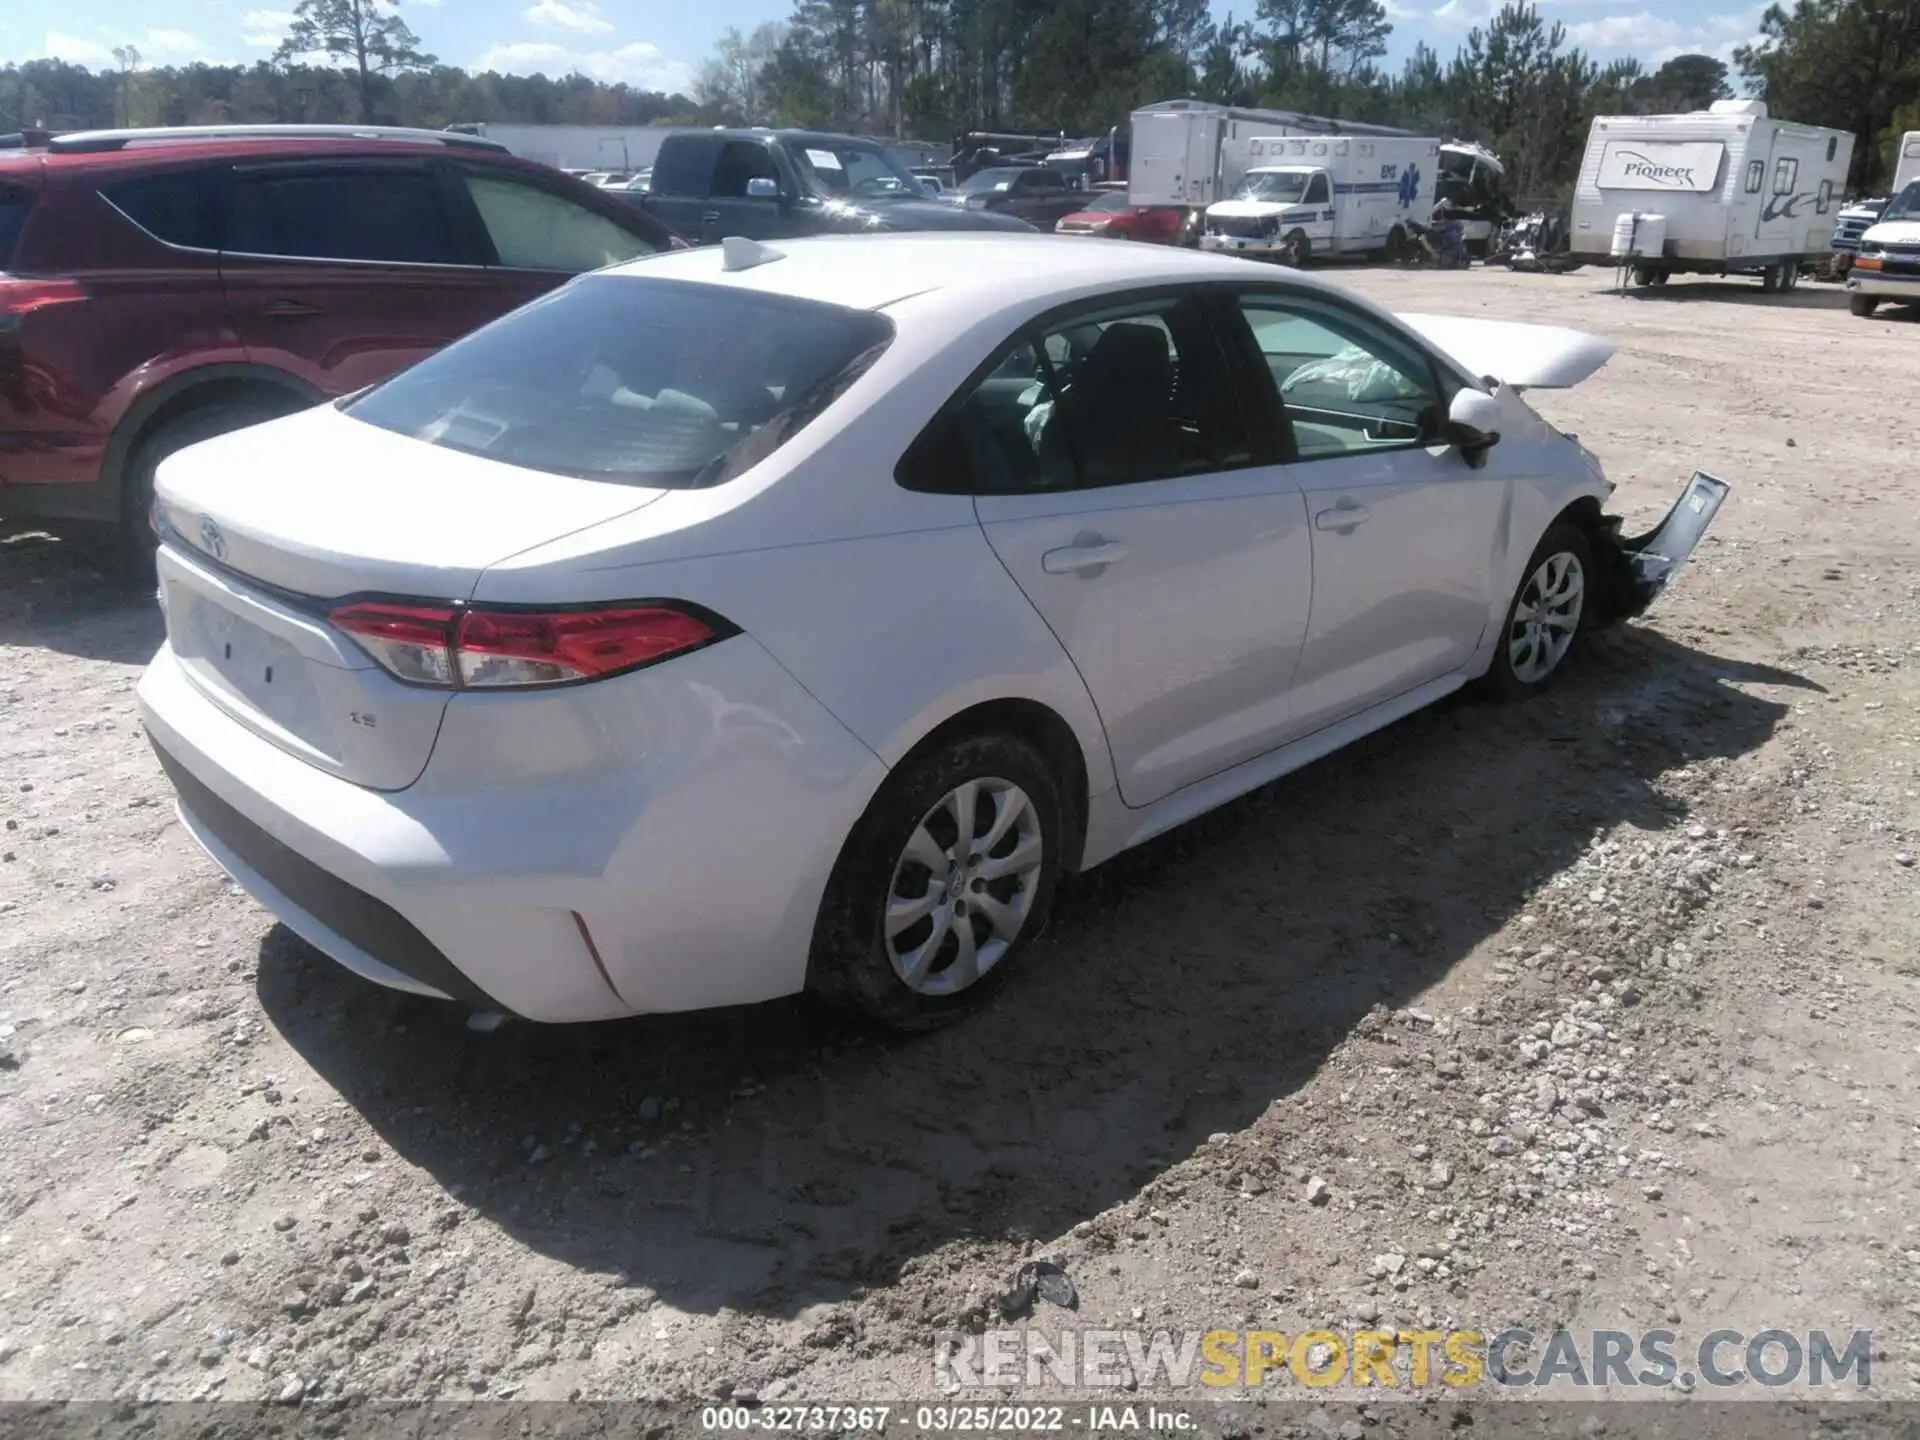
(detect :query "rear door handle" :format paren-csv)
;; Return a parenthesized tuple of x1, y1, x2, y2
(701, 210, 722, 225)
(262, 299, 320, 318)
(1314, 503, 1371, 532)
(1041, 540, 1130, 575)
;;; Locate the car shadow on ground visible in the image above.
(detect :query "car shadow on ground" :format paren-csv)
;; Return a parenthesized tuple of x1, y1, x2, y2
(1598, 280, 1851, 309)
(256, 625, 1819, 1322)
(0, 521, 161, 665)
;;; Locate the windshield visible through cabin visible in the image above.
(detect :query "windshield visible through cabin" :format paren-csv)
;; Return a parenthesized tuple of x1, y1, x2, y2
(1232, 171, 1311, 203)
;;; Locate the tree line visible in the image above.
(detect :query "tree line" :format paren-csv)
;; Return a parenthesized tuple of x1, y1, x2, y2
(4, 0, 1918, 204)
(698, 0, 1920, 199)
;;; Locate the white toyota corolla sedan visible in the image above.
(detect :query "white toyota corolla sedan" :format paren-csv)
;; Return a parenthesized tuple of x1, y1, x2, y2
(138, 233, 1726, 1030)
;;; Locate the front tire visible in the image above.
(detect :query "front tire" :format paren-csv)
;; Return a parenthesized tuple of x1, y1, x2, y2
(807, 733, 1063, 1031)
(1282, 230, 1310, 267)
(1482, 523, 1593, 700)
(1850, 293, 1880, 318)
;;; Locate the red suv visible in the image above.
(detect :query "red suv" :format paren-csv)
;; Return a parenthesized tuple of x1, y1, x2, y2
(0, 124, 681, 559)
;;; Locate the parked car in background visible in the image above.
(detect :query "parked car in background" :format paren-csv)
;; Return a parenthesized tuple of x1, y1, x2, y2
(911, 164, 958, 198)
(0, 124, 680, 560)
(1844, 179, 1920, 316)
(139, 232, 1724, 1032)
(1054, 190, 1184, 242)
(957, 164, 1087, 230)
(637, 128, 1034, 245)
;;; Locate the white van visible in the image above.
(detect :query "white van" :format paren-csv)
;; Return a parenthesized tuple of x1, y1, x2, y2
(1844, 178, 1920, 316)
(1569, 99, 1854, 291)
(1831, 132, 1920, 275)
(1197, 134, 1439, 264)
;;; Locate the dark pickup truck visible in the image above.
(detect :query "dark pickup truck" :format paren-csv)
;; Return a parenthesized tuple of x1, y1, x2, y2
(955, 165, 1090, 231)
(633, 129, 1037, 245)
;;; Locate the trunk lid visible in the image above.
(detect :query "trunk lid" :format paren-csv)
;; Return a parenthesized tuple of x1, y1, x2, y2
(153, 404, 666, 790)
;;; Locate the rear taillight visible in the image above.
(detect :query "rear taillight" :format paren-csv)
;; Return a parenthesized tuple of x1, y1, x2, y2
(328, 601, 724, 690)
(0, 277, 86, 317)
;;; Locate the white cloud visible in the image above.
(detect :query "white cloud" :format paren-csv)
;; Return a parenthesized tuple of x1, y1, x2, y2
(524, 0, 613, 34)
(38, 26, 216, 65)
(1429, 0, 1498, 26)
(474, 38, 692, 92)
(40, 30, 114, 65)
(1565, 12, 1683, 49)
(240, 9, 299, 26)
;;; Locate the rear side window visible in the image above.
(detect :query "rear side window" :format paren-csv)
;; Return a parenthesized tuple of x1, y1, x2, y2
(229, 168, 469, 265)
(462, 173, 657, 271)
(0, 184, 29, 267)
(344, 275, 893, 488)
(100, 170, 220, 249)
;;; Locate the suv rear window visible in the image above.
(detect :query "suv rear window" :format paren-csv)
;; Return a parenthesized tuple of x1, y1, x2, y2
(0, 185, 30, 267)
(344, 275, 893, 488)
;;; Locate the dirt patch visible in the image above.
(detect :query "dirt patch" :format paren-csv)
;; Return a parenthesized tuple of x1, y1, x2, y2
(1, 267, 1916, 1417)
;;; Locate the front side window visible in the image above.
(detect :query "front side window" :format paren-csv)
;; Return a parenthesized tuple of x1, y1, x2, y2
(900, 295, 1250, 494)
(346, 276, 892, 488)
(711, 141, 780, 199)
(228, 167, 467, 265)
(1233, 295, 1441, 460)
(464, 174, 657, 272)
(1303, 173, 1331, 205)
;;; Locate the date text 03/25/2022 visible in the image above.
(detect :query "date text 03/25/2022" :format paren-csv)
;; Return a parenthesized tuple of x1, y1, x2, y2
(699, 1404, 1195, 1431)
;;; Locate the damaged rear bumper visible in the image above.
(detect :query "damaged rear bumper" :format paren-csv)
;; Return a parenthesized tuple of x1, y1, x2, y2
(1592, 471, 1730, 623)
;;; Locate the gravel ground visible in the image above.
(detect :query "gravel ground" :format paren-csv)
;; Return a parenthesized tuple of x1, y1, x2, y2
(1, 264, 1917, 1426)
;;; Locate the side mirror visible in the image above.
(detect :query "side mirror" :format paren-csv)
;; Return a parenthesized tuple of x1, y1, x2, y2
(745, 177, 779, 201)
(1441, 388, 1503, 466)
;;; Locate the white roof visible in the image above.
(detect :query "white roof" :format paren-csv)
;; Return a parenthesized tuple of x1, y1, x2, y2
(609, 232, 1341, 313)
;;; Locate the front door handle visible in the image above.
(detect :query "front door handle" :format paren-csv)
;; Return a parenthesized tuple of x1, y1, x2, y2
(701, 210, 722, 225)
(1314, 502, 1372, 533)
(1041, 539, 1131, 575)
(262, 299, 321, 318)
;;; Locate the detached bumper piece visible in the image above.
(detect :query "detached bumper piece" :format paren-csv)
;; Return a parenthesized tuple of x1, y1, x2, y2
(1594, 470, 1730, 623)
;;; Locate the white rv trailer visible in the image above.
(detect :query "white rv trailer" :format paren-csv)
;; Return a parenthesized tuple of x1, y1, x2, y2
(1198, 133, 1440, 264)
(1128, 100, 1417, 211)
(1569, 100, 1855, 291)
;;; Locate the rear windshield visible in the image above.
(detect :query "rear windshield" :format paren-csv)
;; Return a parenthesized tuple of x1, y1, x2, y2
(344, 275, 894, 488)
(0, 184, 30, 267)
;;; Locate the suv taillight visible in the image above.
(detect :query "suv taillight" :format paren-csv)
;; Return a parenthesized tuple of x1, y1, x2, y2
(0, 277, 86, 316)
(329, 601, 727, 690)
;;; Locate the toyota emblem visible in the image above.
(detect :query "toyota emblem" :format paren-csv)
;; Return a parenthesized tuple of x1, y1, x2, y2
(198, 517, 227, 562)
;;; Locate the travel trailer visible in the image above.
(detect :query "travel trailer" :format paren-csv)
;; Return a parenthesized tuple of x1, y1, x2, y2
(1198, 133, 1439, 264)
(1569, 100, 1855, 291)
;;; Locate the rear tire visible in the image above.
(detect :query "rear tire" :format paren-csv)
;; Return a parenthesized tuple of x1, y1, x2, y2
(1632, 264, 1655, 287)
(114, 398, 299, 575)
(1481, 523, 1593, 701)
(1782, 260, 1800, 290)
(807, 733, 1064, 1032)
(1850, 293, 1880, 318)
(1386, 224, 1407, 262)
(1760, 264, 1783, 293)
(1650, 268, 1670, 286)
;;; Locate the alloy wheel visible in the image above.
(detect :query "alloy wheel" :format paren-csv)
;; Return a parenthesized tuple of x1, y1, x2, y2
(884, 777, 1043, 997)
(1508, 550, 1585, 684)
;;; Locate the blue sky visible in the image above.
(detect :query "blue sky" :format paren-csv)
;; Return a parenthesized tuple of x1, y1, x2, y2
(3, 0, 1766, 102)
